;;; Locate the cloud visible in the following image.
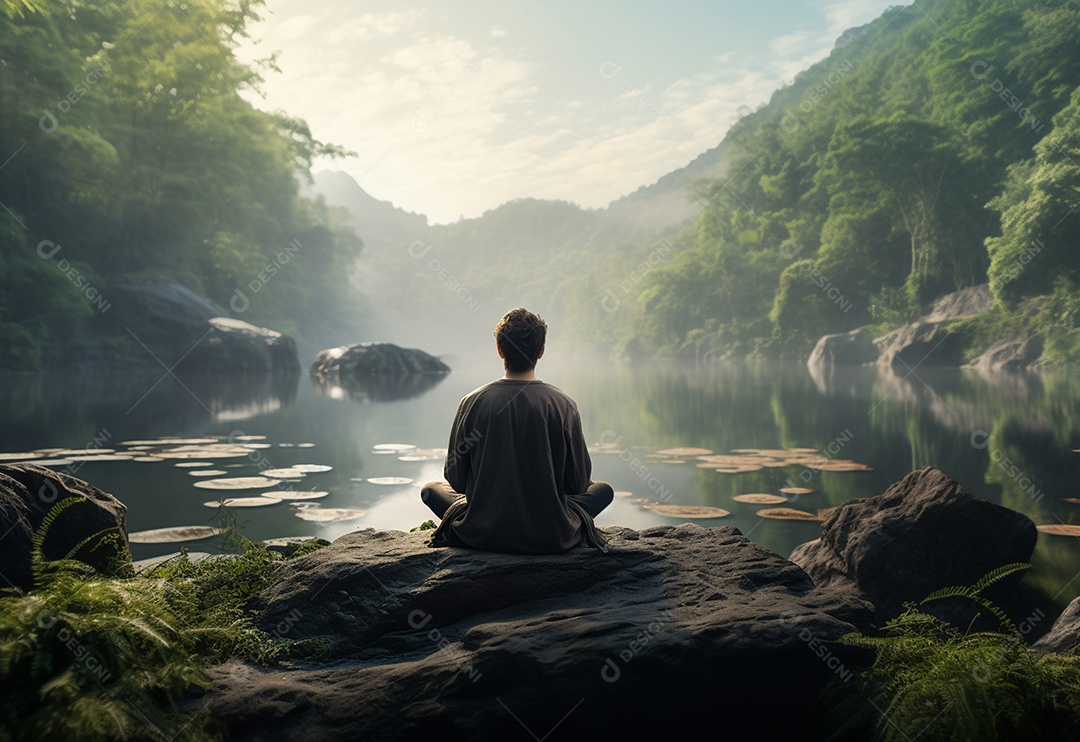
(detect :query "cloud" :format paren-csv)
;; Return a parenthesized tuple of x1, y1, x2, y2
(325, 10, 425, 43)
(238, 1, 911, 223)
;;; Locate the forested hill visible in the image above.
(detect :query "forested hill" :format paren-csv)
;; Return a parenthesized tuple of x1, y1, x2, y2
(316, 0, 1079, 364)
(0, 0, 362, 369)
(627, 0, 1080, 360)
(307, 122, 729, 356)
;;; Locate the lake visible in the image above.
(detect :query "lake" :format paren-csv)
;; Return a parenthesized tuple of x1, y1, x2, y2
(2, 356, 1078, 610)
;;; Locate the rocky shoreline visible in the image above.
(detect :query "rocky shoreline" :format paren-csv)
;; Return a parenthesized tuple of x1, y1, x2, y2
(3, 463, 1079, 739)
(809, 284, 1046, 374)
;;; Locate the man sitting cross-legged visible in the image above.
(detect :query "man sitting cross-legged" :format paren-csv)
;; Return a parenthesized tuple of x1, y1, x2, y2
(420, 308, 613, 553)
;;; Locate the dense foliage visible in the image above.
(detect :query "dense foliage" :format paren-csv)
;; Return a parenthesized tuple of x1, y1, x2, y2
(620, 0, 1080, 358)
(0, 0, 361, 369)
(829, 564, 1080, 741)
(0, 499, 326, 741)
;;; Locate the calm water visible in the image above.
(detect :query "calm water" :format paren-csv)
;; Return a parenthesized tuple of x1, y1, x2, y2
(2, 357, 1079, 609)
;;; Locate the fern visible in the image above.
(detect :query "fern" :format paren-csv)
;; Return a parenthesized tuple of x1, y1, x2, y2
(1, 511, 331, 740)
(921, 562, 1031, 635)
(827, 563, 1080, 741)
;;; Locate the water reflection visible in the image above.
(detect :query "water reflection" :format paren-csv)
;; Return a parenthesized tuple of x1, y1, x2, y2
(1, 359, 1078, 609)
(310, 371, 448, 403)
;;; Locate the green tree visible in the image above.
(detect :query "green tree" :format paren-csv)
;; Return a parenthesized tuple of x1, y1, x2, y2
(987, 88, 1080, 304)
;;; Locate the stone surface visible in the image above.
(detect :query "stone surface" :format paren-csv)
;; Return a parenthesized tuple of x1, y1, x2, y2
(110, 282, 300, 374)
(874, 321, 964, 370)
(203, 524, 872, 739)
(0, 464, 131, 591)
(1032, 597, 1080, 653)
(790, 467, 1037, 622)
(310, 342, 450, 401)
(923, 284, 994, 323)
(967, 334, 1043, 373)
(807, 328, 878, 368)
(179, 317, 300, 375)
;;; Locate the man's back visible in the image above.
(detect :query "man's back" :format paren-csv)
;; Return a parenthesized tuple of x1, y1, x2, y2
(434, 379, 594, 553)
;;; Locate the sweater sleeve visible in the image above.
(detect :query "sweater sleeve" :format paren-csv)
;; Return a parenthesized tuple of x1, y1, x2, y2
(563, 403, 592, 496)
(444, 397, 472, 494)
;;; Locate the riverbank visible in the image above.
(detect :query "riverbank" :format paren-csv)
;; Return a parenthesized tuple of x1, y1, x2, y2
(3, 464, 1080, 739)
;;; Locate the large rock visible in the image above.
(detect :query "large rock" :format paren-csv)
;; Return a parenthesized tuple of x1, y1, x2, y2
(310, 342, 450, 401)
(790, 467, 1036, 623)
(874, 321, 964, 370)
(111, 281, 223, 328)
(807, 328, 878, 367)
(203, 524, 872, 739)
(0, 465, 131, 592)
(967, 334, 1043, 373)
(110, 282, 299, 374)
(178, 317, 300, 375)
(923, 284, 994, 323)
(1033, 597, 1080, 653)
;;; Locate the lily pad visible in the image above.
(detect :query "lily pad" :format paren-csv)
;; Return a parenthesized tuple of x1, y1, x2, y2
(0, 452, 42, 461)
(203, 497, 282, 508)
(261, 468, 309, 479)
(373, 443, 416, 452)
(1062, 498, 1080, 505)
(366, 477, 414, 485)
(291, 464, 333, 473)
(188, 469, 229, 477)
(193, 477, 279, 490)
(647, 504, 730, 519)
(133, 456, 165, 462)
(128, 526, 229, 544)
(732, 493, 788, 504)
(123, 437, 219, 446)
(613, 490, 634, 497)
(779, 487, 814, 496)
(54, 448, 118, 455)
(656, 447, 714, 457)
(756, 507, 821, 521)
(1036, 524, 1080, 536)
(175, 461, 216, 468)
(157, 446, 252, 460)
(261, 490, 330, 500)
(293, 507, 367, 522)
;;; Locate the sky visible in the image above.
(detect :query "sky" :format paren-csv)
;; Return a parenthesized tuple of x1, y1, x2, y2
(235, 0, 910, 223)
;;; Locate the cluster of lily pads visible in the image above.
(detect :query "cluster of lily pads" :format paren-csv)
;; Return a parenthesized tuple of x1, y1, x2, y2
(7, 438, 1076, 538)
(595, 445, 874, 522)
(0, 436, 438, 544)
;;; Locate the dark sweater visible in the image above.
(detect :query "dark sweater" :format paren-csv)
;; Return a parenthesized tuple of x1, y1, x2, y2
(430, 379, 605, 553)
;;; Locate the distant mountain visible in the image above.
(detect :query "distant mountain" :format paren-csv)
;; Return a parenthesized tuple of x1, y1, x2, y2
(605, 141, 729, 227)
(307, 137, 728, 353)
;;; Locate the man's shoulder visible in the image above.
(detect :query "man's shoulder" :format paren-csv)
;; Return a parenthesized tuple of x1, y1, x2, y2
(465, 380, 577, 407)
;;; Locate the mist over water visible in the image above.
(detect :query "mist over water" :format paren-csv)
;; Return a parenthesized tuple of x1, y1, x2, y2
(3, 356, 1078, 610)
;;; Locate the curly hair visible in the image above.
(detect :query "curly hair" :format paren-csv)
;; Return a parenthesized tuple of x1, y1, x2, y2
(493, 308, 547, 372)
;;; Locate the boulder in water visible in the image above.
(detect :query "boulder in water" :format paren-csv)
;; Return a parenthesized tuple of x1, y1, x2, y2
(310, 342, 449, 401)
(790, 466, 1036, 623)
(110, 282, 300, 375)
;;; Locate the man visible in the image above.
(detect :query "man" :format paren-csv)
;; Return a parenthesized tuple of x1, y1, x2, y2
(420, 308, 613, 553)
